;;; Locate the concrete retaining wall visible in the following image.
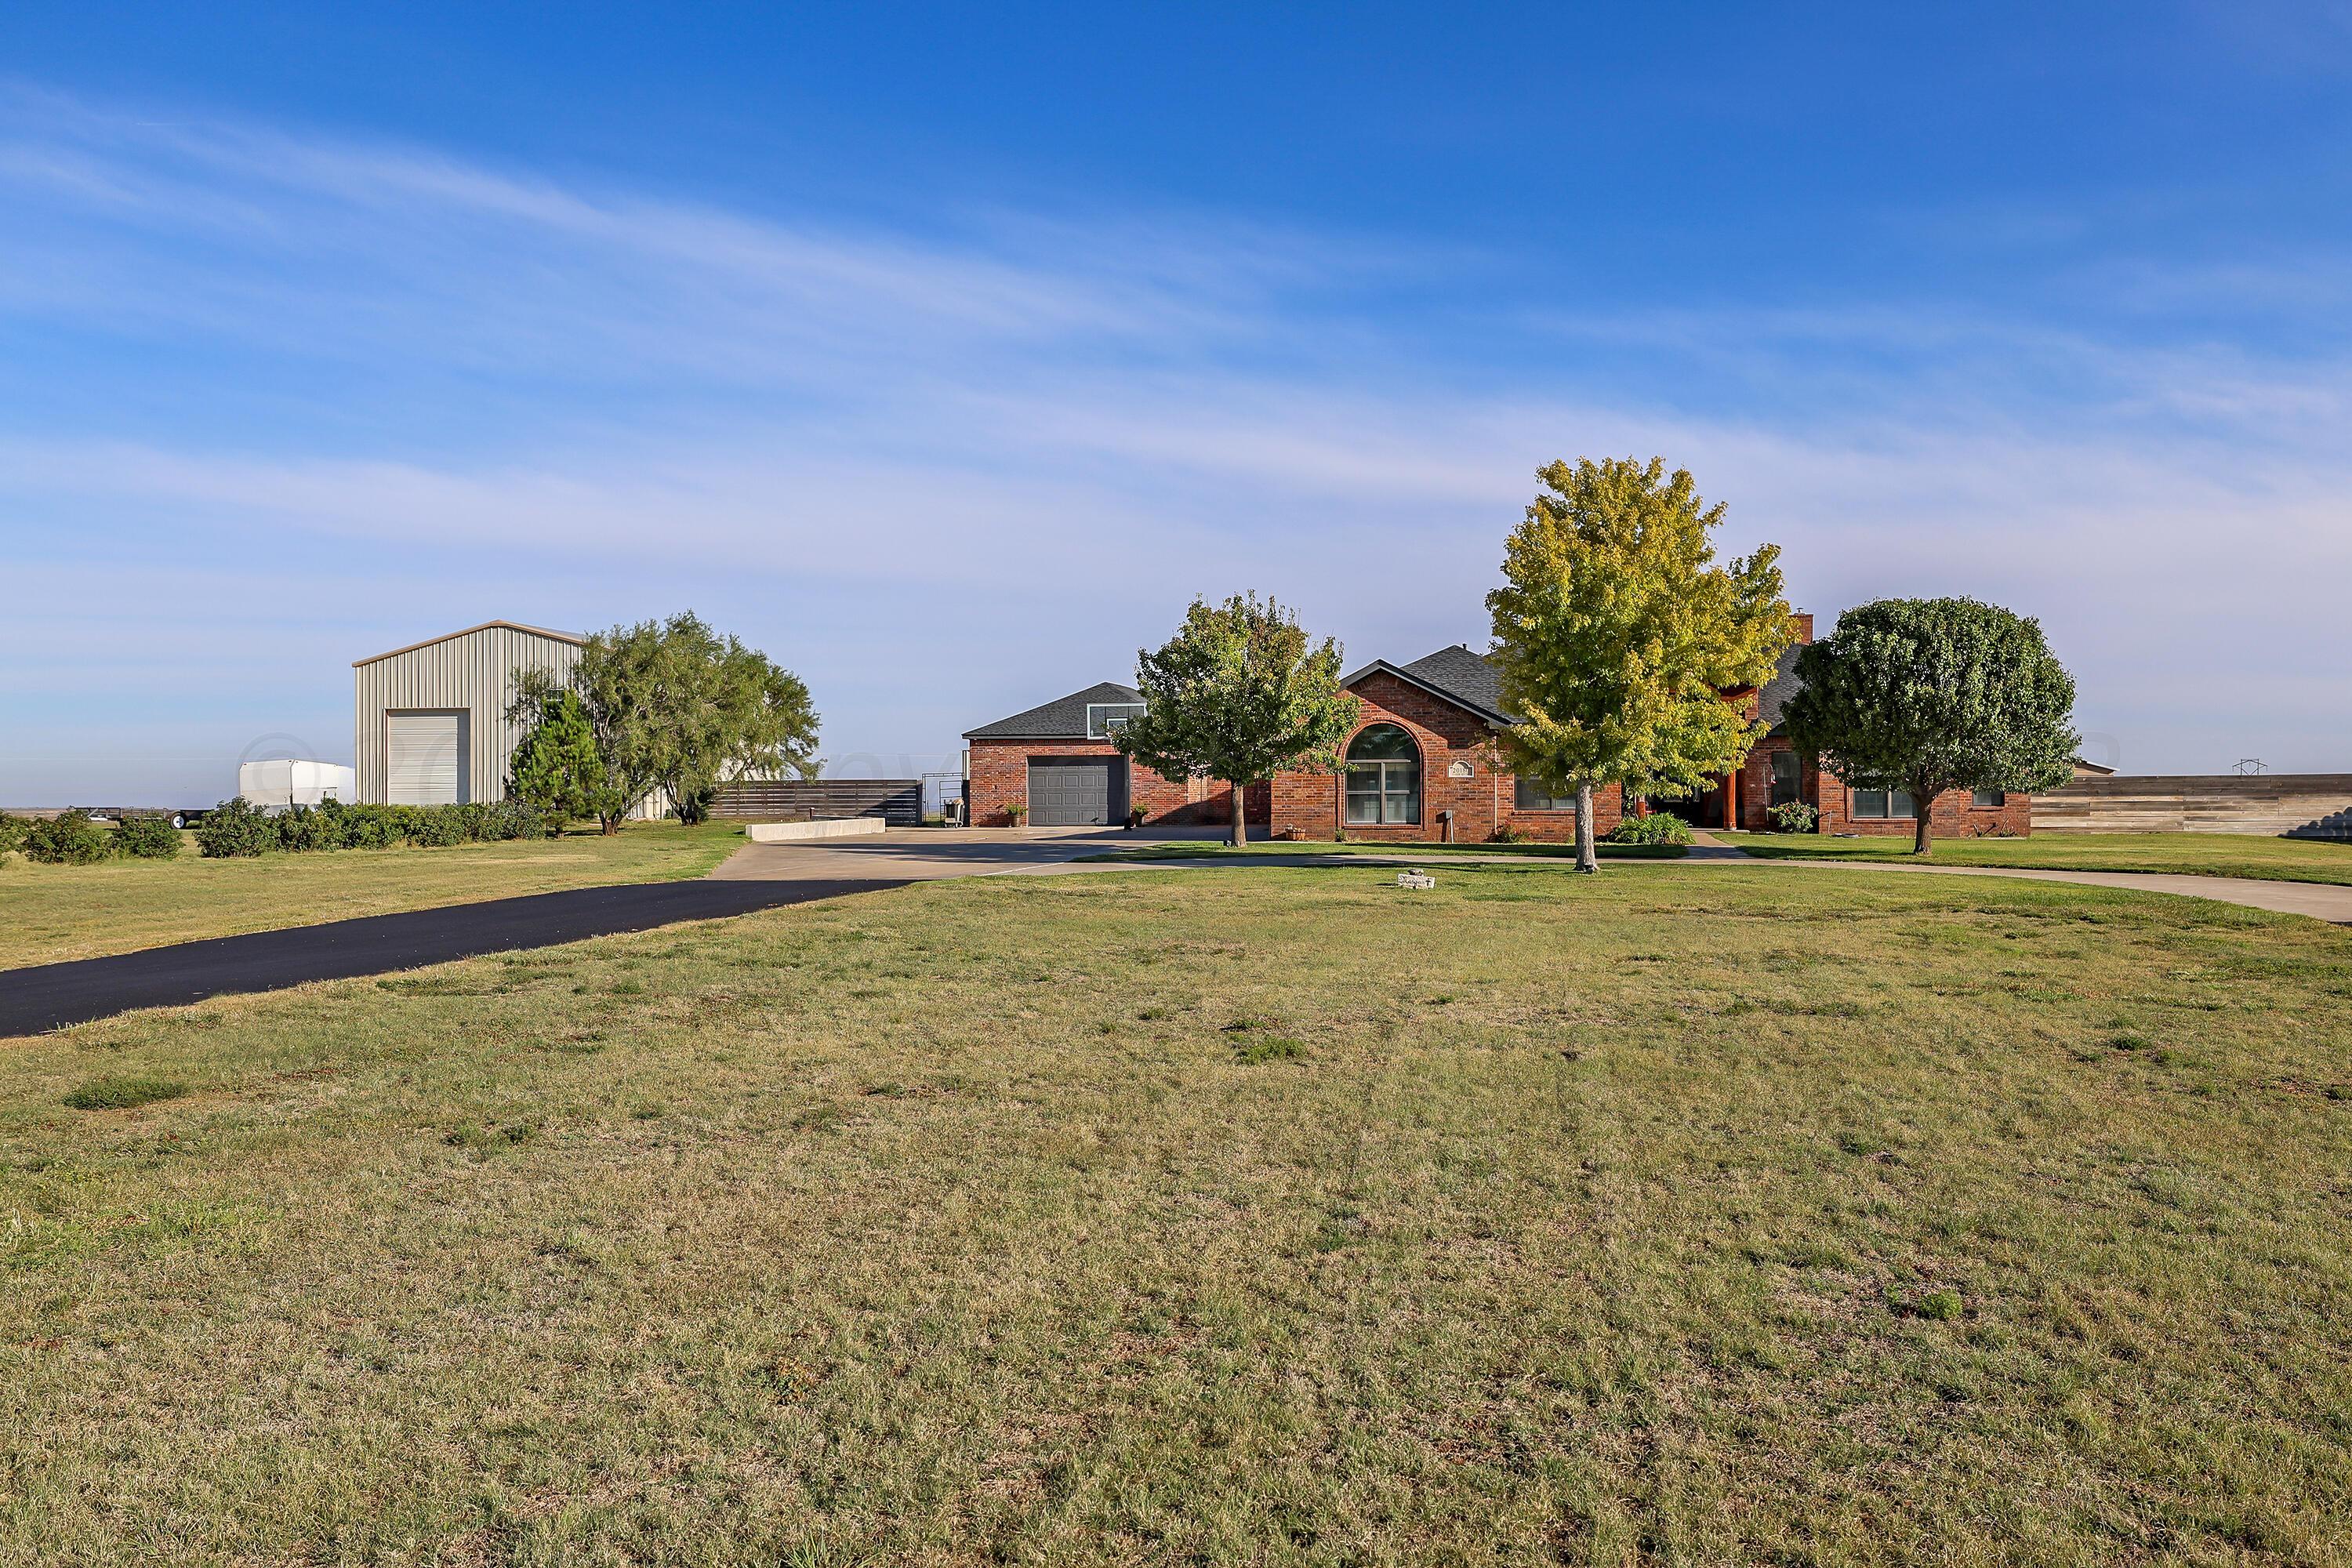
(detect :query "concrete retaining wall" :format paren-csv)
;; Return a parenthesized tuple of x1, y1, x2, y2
(745, 816, 889, 844)
(2033, 775, 2352, 835)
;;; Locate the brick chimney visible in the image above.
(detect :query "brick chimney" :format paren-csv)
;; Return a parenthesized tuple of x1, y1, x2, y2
(1790, 611, 1815, 644)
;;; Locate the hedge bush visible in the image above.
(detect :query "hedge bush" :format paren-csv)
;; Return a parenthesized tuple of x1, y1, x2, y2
(24, 813, 113, 865)
(195, 797, 280, 858)
(0, 812, 27, 858)
(194, 797, 553, 858)
(1606, 811, 1694, 847)
(111, 815, 184, 859)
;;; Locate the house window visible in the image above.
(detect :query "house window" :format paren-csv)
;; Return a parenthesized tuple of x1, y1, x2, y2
(1769, 751, 1800, 808)
(1972, 789, 2005, 808)
(1087, 702, 1146, 739)
(1514, 774, 1573, 811)
(1344, 724, 1421, 826)
(1850, 788, 1918, 818)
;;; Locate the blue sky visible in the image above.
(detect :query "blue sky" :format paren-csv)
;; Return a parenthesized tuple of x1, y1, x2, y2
(5, 2, 2350, 802)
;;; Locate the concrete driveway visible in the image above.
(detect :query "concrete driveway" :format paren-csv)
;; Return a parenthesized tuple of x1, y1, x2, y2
(706, 824, 1203, 883)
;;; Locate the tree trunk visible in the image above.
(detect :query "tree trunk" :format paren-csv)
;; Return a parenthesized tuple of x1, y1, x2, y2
(1912, 783, 1933, 855)
(601, 815, 624, 836)
(1230, 780, 1247, 848)
(1574, 782, 1599, 873)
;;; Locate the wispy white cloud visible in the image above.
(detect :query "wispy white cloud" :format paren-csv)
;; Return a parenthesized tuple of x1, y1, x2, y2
(2, 85, 2350, 801)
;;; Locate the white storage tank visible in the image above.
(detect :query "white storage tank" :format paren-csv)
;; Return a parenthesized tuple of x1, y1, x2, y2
(238, 759, 359, 810)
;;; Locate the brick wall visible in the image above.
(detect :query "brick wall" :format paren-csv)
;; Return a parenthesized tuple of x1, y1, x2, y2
(964, 737, 1261, 828)
(1815, 775, 2033, 837)
(1730, 735, 2031, 837)
(1265, 671, 1624, 843)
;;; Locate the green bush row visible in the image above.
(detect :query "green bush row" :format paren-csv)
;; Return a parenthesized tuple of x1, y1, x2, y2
(194, 797, 550, 858)
(1606, 811, 1694, 847)
(0, 811, 184, 865)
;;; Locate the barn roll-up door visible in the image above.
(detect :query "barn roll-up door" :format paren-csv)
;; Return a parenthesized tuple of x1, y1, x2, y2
(387, 712, 466, 805)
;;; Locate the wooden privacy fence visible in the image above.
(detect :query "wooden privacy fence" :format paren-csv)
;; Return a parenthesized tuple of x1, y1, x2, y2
(2032, 775, 2352, 836)
(710, 779, 923, 826)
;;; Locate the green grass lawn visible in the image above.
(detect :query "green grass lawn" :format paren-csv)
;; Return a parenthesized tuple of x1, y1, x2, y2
(1087, 838, 1688, 862)
(1721, 829, 2352, 886)
(5, 863, 2349, 1563)
(0, 822, 744, 969)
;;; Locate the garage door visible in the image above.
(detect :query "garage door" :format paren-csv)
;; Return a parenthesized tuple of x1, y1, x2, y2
(1027, 757, 1126, 826)
(387, 712, 466, 805)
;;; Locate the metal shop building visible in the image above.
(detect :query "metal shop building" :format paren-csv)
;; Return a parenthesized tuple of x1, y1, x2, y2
(352, 621, 585, 806)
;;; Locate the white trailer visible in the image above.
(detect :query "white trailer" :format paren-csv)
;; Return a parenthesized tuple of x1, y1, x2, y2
(238, 760, 358, 810)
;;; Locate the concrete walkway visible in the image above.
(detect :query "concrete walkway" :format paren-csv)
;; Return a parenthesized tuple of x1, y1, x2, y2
(1708, 855, 2352, 923)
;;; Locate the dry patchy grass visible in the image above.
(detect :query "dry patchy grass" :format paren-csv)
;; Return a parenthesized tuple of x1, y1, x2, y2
(3, 864, 2350, 1563)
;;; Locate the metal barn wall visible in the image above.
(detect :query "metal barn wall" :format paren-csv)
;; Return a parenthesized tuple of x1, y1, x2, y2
(354, 626, 583, 804)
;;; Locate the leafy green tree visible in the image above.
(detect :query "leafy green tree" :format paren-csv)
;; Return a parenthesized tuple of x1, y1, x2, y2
(1780, 597, 2078, 853)
(513, 612, 818, 833)
(636, 613, 820, 825)
(1486, 456, 1794, 872)
(506, 689, 601, 833)
(1115, 593, 1361, 847)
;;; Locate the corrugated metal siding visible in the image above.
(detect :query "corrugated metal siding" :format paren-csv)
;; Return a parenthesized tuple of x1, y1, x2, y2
(354, 627, 582, 804)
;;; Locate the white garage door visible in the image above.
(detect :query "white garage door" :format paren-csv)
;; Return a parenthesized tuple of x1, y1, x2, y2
(387, 712, 466, 805)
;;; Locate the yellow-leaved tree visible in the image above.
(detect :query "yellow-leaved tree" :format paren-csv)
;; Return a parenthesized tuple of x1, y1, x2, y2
(1486, 457, 1794, 872)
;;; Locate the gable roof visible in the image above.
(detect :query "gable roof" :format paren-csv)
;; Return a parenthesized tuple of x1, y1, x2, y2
(1341, 644, 1515, 727)
(964, 681, 1145, 740)
(354, 620, 585, 668)
(1756, 643, 1806, 732)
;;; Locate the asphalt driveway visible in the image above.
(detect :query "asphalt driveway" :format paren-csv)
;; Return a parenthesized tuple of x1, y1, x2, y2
(0, 827, 1134, 1038)
(0, 875, 899, 1037)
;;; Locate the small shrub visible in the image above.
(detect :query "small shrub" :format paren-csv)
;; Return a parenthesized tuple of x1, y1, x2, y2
(475, 799, 546, 841)
(1004, 804, 1028, 826)
(1488, 824, 1530, 844)
(196, 797, 278, 858)
(332, 802, 404, 849)
(24, 813, 112, 865)
(274, 804, 342, 852)
(1607, 812, 1693, 847)
(111, 815, 183, 859)
(63, 1075, 188, 1110)
(405, 807, 471, 848)
(0, 811, 28, 858)
(1767, 800, 1819, 834)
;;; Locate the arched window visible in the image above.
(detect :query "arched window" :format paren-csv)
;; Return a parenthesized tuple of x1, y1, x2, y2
(1345, 724, 1421, 826)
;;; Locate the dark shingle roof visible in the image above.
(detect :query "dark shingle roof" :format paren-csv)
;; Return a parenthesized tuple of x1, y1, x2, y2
(1757, 644, 1806, 733)
(1341, 644, 1515, 725)
(1399, 644, 1508, 720)
(964, 681, 1144, 740)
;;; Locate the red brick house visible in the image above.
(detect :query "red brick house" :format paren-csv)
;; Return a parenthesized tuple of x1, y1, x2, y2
(964, 615, 2033, 839)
